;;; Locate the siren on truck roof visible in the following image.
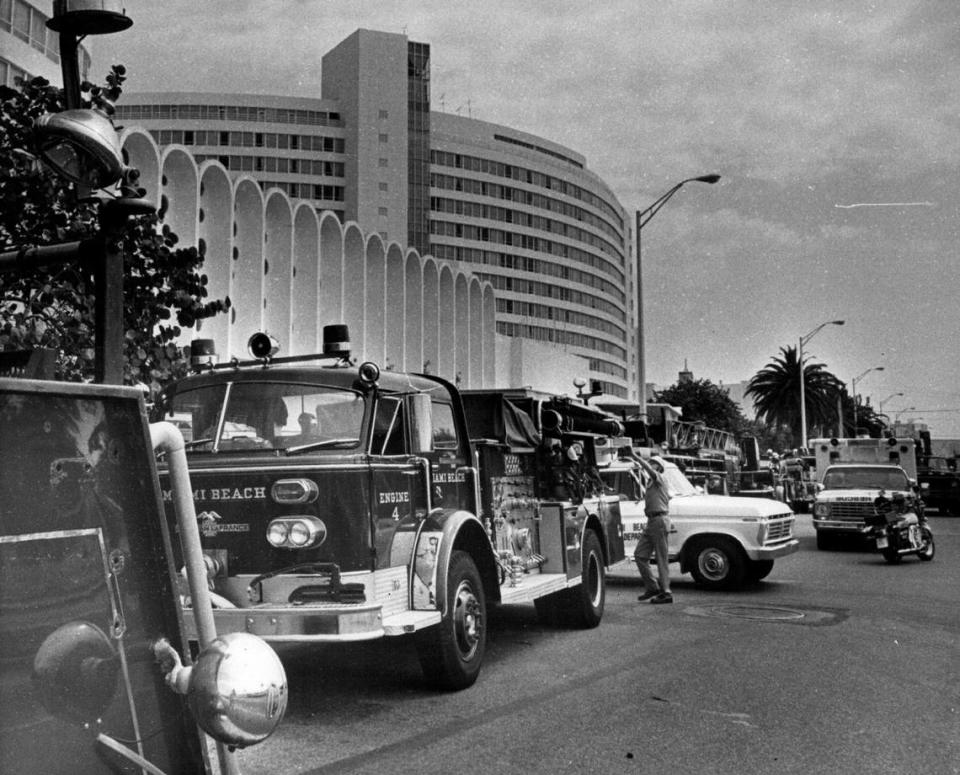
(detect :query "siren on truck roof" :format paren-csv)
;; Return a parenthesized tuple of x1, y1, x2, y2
(248, 332, 280, 359)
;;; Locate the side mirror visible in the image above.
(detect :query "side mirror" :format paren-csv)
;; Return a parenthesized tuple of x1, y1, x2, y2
(408, 393, 433, 455)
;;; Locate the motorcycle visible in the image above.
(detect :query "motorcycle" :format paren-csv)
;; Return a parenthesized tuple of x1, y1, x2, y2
(864, 491, 935, 564)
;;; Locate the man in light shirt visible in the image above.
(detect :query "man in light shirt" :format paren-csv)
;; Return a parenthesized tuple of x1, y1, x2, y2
(633, 456, 673, 604)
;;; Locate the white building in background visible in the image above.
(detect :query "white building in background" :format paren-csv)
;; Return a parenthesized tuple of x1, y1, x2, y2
(112, 28, 634, 399)
(120, 127, 501, 388)
(0, 0, 92, 87)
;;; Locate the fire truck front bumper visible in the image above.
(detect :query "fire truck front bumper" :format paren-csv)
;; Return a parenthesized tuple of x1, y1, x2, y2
(182, 602, 443, 642)
(185, 602, 384, 642)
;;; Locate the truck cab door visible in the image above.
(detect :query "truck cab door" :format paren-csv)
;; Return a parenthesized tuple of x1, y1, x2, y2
(409, 394, 477, 514)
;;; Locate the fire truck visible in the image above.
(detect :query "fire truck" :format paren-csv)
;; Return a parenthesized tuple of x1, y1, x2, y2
(151, 328, 626, 690)
(0, 377, 287, 774)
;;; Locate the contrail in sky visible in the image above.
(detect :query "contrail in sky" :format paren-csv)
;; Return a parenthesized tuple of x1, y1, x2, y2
(834, 202, 936, 208)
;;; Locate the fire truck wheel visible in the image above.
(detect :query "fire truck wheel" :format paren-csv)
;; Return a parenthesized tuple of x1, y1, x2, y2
(415, 550, 486, 691)
(689, 537, 746, 589)
(555, 529, 606, 629)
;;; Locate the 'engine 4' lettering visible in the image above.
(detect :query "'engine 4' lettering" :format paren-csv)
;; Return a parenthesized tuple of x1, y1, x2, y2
(378, 491, 410, 504)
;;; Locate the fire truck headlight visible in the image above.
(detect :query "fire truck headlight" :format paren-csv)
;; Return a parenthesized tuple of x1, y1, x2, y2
(266, 521, 289, 547)
(266, 517, 326, 548)
(288, 521, 312, 547)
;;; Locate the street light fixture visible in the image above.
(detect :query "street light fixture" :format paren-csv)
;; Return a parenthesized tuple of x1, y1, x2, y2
(798, 319, 844, 448)
(0, 0, 155, 385)
(878, 392, 904, 415)
(851, 366, 884, 430)
(635, 174, 720, 421)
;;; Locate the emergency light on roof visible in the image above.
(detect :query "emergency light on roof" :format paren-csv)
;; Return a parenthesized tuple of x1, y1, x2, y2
(190, 339, 218, 369)
(322, 324, 350, 359)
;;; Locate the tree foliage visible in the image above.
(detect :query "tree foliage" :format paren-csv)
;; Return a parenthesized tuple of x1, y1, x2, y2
(654, 377, 747, 433)
(746, 345, 844, 446)
(0, 68, 228, 391)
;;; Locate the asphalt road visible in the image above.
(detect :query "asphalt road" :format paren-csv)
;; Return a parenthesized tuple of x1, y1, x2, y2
(237, 514, 959, 775)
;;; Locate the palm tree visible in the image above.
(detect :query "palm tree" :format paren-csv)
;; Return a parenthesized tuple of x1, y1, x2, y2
(746, 345, 844, 446)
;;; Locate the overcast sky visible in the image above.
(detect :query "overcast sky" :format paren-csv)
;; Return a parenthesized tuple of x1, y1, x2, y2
(95, 1, 960, 436)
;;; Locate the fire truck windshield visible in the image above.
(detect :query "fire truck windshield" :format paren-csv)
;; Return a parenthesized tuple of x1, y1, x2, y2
(161, 382, 365, 452)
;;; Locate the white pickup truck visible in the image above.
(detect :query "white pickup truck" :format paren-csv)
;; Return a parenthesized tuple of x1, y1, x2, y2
(599, 456, 799, 589)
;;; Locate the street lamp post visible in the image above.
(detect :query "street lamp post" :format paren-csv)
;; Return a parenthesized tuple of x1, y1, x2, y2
(798, 319, 844, 448)
(635, 174, 720, 422)
(851, 366, 884, 430)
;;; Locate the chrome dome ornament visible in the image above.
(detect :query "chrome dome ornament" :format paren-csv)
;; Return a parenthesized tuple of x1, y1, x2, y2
(154, 632, 287, 748)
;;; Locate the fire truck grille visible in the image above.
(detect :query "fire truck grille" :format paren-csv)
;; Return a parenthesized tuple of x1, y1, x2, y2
(766, 518, 793, 543)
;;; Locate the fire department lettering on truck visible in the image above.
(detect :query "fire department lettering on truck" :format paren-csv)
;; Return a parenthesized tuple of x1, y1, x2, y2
(161, 486, 267, 502)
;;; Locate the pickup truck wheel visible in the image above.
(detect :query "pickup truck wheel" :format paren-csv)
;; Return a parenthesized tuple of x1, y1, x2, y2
(415, 551, 486, 690)
(554, 530, 606, 628)
(689, 537, 746, 589)
(917, 527, 935, 561)
(746, 559, 774, 582)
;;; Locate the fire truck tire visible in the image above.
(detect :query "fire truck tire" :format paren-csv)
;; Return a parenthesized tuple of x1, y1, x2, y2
(555, 529, 606, 629)
(688, 536, 746, 589)
(415, 550, 486, 691)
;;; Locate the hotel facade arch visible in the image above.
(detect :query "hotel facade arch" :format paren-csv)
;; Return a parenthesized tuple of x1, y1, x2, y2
(117, 133, 495, 384)
(291, 204, 321, 353)
(263, 191, 293, 346)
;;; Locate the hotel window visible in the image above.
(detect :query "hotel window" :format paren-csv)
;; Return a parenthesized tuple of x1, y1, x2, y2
(378, 158, 389, 168)
(12, 0, 29, 42)
(379, 182, 389, 192)
(378, 207, 388, 216)
(378, 133, 389, 144)
(379, 109, 389, 119)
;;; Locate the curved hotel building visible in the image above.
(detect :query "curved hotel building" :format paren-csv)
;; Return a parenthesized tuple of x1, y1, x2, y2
(23, 26, 636, 399)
